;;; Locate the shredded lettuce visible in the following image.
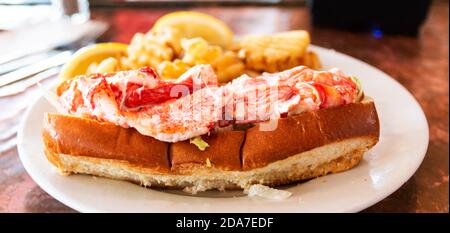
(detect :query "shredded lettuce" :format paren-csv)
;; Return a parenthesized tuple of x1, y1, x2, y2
(350, 76, 364, 101)
(189, 136, 209, 151)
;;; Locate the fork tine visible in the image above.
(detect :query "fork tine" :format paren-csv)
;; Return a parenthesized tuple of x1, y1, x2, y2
(0, 125, 18, 141)
(0, 51, 72, 87)
(0, 136, 17, 154)
(0, 67, 60, 97)
(0, 51, 56, 75)
(0, 48, 44, 66)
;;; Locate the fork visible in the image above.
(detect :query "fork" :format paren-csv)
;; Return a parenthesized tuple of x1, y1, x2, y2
(0, 50, 73, 87)
(0, 50, 73, 154)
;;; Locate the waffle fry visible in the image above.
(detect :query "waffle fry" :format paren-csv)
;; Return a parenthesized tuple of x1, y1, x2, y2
(303, 51, 321, 70)
(238, 30, 320, 72)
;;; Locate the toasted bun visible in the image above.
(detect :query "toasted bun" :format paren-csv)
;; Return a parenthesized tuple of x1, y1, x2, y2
(242, 100, 379, 169)
(42, 101, 379, 192)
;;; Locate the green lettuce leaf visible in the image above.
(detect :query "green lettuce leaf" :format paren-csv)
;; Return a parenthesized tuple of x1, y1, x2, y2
(189, 136, 209, 151)
(350, 76, 364, 101)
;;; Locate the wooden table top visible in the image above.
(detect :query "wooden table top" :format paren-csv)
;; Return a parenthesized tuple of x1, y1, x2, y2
(0, 1, 447, 213)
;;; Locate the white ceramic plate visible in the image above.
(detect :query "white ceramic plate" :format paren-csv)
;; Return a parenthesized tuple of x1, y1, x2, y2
(17, 45, 429, 213)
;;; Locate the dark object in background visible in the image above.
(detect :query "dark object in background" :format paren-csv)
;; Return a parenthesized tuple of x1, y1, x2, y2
(308, 0, 432, 36)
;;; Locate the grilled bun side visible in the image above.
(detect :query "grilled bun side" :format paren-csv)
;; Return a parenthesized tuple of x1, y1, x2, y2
(242, 101, 379, 170)
(41, 100, 380, 192)
(170, 131, 245, 172)
(42, 114, 170, 173)
(42, 137, 373, 192)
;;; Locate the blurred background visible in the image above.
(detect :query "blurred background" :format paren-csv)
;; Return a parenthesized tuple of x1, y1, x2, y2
(0, 0, 447, 213)
(0, 0, 433, 34)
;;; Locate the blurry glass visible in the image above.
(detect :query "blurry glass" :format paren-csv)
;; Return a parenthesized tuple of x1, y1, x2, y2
(51, 0, 90, 24)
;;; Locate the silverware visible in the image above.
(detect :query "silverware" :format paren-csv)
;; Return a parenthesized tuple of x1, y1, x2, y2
(0, 20, 108, 154)
(0, 125, 18, 142)
(0, 50, 72, 87)
(0, 51, 69, 154)
(0, 47, 49, 66)
(0, 114, 21, 154)
(0, 19, 108, 66)
(0, 51, 56, 75)
(0, 67, 61, 97)
(0, 137, 17, 154)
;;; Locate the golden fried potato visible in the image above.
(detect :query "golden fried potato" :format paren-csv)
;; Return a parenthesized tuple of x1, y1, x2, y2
(239, 30, 315, 72)
(157, 59, 190, 79)
(181, 38, 245, 82)
(212, 51, 245, 83)
(181, 38, 222, 65)
(303, 51, 322, 70)
(83, 27, 317, 84)
(243, 69, 261, 77)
